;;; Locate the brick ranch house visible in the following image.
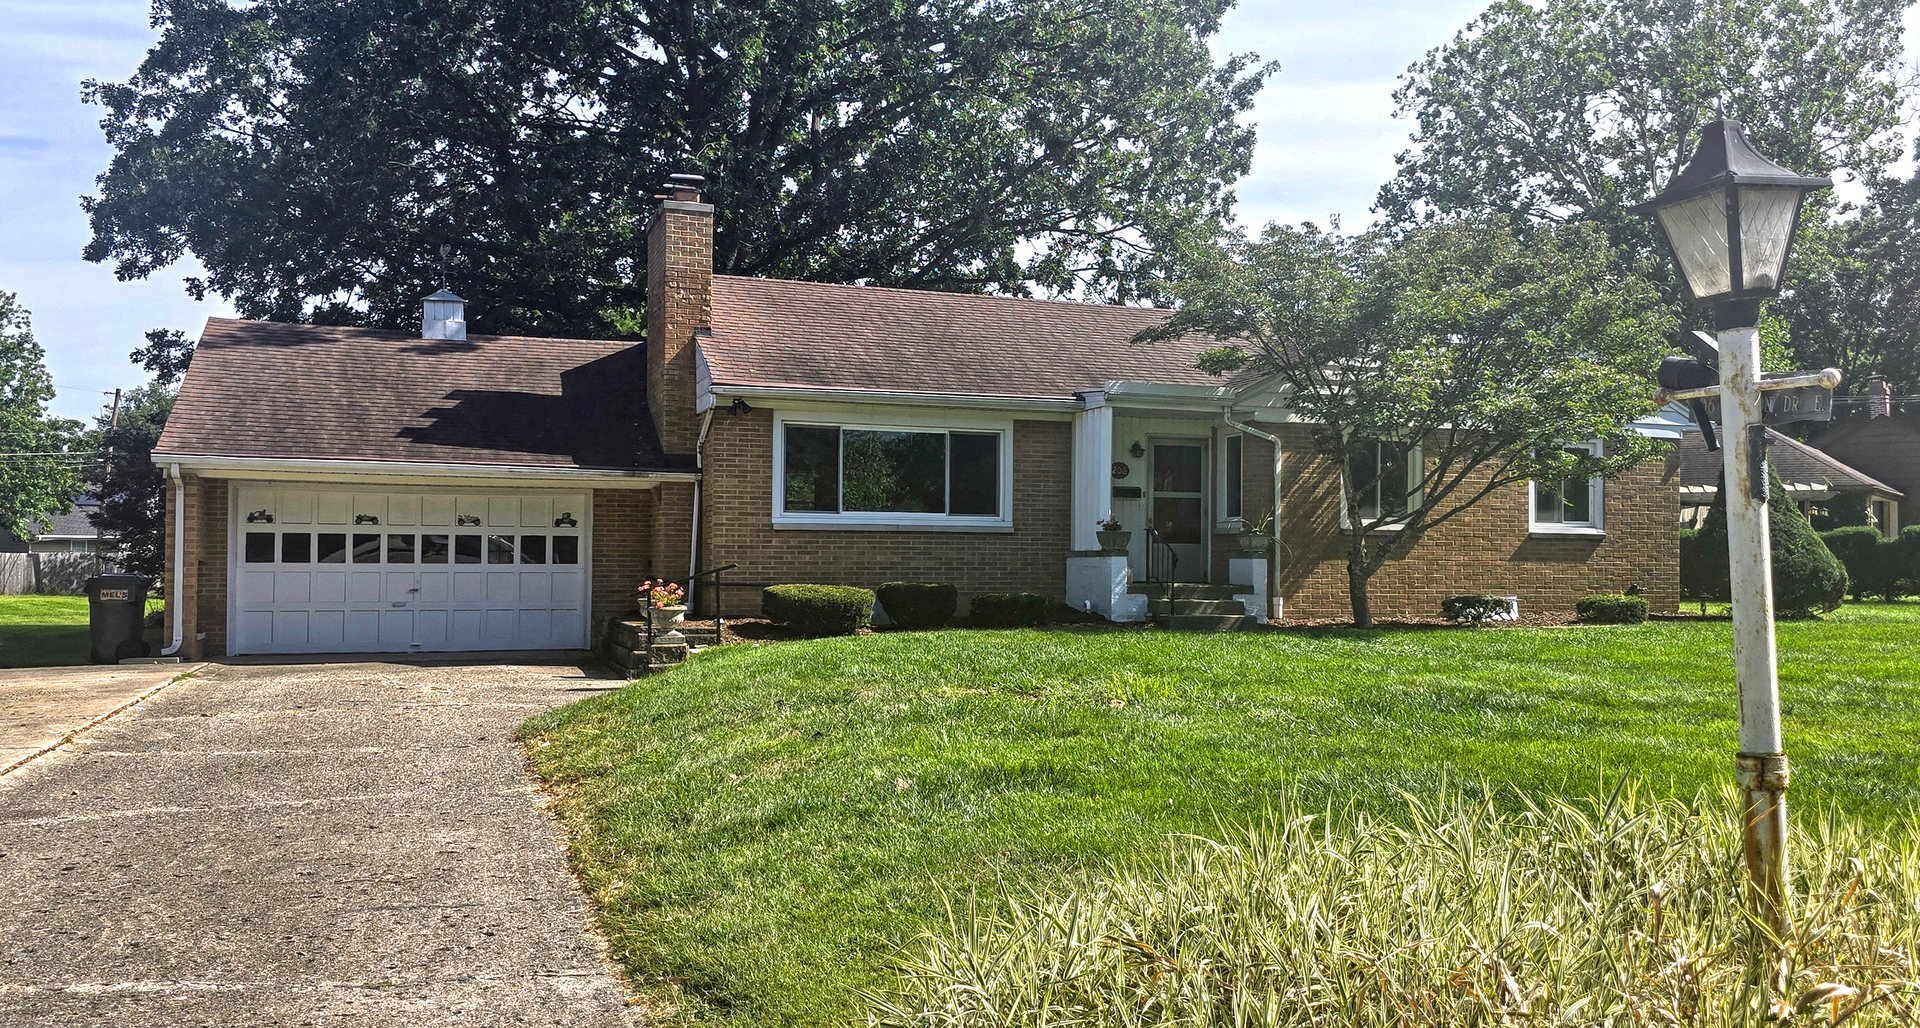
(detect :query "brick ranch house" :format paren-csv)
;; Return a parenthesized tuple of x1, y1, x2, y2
(150, 177, 1682, 658)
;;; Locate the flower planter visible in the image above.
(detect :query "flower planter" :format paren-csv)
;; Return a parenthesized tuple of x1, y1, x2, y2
(1238, 533, 1269, 555)
(1096, 530, 1132, 555)
(647, 605, 688, 628)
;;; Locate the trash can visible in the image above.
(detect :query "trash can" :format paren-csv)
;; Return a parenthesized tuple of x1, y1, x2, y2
(86, 574, 151, 664)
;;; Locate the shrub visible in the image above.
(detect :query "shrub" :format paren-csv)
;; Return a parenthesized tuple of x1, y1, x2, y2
(969, 592, 1048, 628)
(875, 582, 957, 630)
(866, 783, 1920, 1028)
(761, 584, 874, 636)
(1575, 592, 1648, 624)
(1892, 526, 1920, 600)
(1678, 528, 1726, 600)
(1696, 470, 1846, 616)
(1439, 594, 1515, 626)
(1821, 526, 1885, 601)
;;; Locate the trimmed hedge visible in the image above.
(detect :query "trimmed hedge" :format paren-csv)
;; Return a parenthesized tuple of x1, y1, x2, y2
(970, 592, 1049, 628)
(1440, 594, 1515, 627)
(1576, 593, 1649, 624)
(1821, 526, 1885, 601)
(762, 584, 874, 636)
(1678, 528, 1725, 601)
(875, 582, 957, 630)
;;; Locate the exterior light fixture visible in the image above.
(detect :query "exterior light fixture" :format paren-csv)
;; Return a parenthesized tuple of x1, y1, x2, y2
(1633, 118, 1830, 329)
(727, 397, 753, 416)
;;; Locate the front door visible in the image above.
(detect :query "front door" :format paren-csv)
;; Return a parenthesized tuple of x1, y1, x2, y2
(1149, 439, 1208, 582)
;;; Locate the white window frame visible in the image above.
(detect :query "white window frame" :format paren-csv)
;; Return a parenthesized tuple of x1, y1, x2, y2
(771, 410, 1016, 530)
(1215, 431, 1244, 529)
(1528, 440, 1606, 536)
(1339, 439, 1423, 531)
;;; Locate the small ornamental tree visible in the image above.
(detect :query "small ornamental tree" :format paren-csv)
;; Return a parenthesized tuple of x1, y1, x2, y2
(83, 381, 173, 581)
(1140, 218, 1674, 627)
(1696, 470, 1848, 617)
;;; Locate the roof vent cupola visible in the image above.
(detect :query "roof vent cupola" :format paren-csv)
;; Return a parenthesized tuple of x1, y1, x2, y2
(422, 288, 467, 341)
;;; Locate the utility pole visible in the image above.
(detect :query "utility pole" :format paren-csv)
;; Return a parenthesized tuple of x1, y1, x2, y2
(105, 388, 122, 466)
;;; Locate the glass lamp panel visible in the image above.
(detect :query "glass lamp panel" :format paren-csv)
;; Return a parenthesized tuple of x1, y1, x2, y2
(1738, 186, 1801, 292)
(1655, 189, 1732, 300)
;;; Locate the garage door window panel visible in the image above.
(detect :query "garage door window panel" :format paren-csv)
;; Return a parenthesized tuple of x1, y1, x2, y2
(352, 534, 381, 563)
(487, 536, 515, 564)
(282, 533, 312, 563)
(422, 534, 449, 563)
(455, 535, 482, 564)
(553, 536, 579, 564)
(245, 532, 275, 563)
(386, 533, 416, 563)
(520, 535, 547, 564)
(318, 533, 347, 563)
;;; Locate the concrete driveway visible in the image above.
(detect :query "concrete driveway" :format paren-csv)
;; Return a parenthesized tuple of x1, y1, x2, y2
(0, 660, 638, 1026)
(0, 663, 190, 774)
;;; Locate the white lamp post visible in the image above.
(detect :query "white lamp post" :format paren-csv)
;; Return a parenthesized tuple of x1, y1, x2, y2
(1637, 118, 1831, 937)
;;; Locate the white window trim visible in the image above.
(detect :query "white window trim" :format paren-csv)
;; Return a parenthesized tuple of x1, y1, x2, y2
(1339, 440, 1423, 531)
(1214, 430, 1244, 531)
(771, 410, 1016, 531)
(1528, 440, 1606, 537)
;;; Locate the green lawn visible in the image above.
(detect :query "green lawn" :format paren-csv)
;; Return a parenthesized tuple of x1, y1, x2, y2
(520, 604, 1920, 1026)
(0, 594, 164, 668)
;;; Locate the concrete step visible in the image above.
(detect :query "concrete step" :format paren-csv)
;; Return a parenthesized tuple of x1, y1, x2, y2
(1127, 582, 1241, 600)
(1150, 598, 1249, 617)
(1162, 613, 1257, 632)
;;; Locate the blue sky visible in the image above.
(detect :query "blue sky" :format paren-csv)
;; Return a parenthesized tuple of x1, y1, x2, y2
(0, 0, 1908, 422)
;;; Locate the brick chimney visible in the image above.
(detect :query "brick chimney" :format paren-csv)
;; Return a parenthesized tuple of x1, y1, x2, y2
(647, 173, 713, 455)
(1868, 377, 1892, 419)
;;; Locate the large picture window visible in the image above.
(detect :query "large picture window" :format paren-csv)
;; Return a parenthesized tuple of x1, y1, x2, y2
(776, 416, 1011, 526)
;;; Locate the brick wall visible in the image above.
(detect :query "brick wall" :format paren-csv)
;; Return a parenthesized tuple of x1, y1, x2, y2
(646, 197, 712, 456)
(169, 475, 229, 660)
(1261, 426, 1679, 619)
(698, 409, 1071, 615)
(590, 488, 655, 642)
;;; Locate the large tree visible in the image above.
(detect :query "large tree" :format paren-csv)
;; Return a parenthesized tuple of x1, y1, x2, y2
(1381, 0, 1907, 232)
(1140, 218, 1675, 627)
(0, 291, 82, 543)
(1378, 0, 1908, 384)
(84, 382, 175, 581)
(1782, 169, 1920, 397)
(83, 0, 1271, 338)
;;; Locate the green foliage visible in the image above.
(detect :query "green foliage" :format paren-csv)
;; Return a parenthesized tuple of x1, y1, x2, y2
(761, 585, 874, 637)
(82, 0, 1272, 335)
(1574, 592, 1649, 624)
(82, 382, 174, 580)
(1768, 472, 1849, 616)
(875, 582, 957, 631)
(1821, 525, 1885, 600)
(1439, 594, 1513, 626)
(0, 291, 82, 542)
(1380, 0, 1905, 236)
(868, 785, 1920, 1027)
(968, 592, 1048, 628)
(1888, 526, 1920, 601)
(1141, 217, 1674, 626)
(1695, 472, 1847, 615)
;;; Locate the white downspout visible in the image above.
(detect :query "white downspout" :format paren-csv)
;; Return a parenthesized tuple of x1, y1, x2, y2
(689, 407, 714, 586)
(1223, 412, 1283, 621)
(160, 463, 186, 655)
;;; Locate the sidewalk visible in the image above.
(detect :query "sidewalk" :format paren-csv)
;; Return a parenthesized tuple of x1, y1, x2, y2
(0, 664, 191, 774)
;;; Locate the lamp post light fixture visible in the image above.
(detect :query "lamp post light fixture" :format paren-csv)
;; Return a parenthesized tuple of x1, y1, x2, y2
(1636, 118, 1831, 939)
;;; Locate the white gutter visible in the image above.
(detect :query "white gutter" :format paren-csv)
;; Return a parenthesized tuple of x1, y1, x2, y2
(148, 453, 699, 484)
(160, 463, 185, 656)
(707, 383, 1081, 415)
(1223, 410, 1284, 622)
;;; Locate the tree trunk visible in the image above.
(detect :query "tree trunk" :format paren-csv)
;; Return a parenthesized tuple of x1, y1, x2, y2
(1347, 535, 1373, 629)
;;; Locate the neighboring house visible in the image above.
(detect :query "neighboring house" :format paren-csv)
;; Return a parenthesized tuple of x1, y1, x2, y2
(151, 176, 1683, 659)
(1811, 380, 1920, 534)
(1676, 426, 1904, 535)
(0, 496, 114, 594)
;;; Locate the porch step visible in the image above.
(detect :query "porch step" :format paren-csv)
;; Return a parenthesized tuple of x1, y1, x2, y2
(1164, 613, 1257, 632)
(1148, 598, 1248, 617)
(1127, 582, 1241, 601)
(600, 616, 694, 676)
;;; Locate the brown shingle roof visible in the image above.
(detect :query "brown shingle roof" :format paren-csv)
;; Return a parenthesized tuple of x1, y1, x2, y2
(703, 276, 1234, 398)
(157, 318, 688, 471)
(1676, 427, 1901, 497)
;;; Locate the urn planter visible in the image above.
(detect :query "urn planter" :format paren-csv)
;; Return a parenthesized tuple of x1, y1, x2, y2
(1096, 530, 1132, 554)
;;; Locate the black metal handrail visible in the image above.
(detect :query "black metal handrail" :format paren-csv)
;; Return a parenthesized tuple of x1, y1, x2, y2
(1145, 525, 1179, 585)
(644, 563, 739, 653)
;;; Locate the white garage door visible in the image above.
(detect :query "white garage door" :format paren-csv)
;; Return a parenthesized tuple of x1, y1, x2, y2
(230, 485, 590, 654)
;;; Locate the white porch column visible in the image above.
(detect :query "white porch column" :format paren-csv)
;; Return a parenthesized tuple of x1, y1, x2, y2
(1070, 400, 1113, 552)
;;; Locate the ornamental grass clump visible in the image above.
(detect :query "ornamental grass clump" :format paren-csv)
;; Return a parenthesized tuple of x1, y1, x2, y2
(864, 783, 1920, 1027)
